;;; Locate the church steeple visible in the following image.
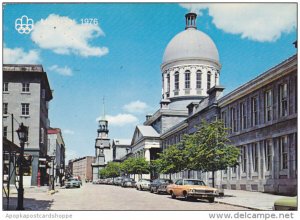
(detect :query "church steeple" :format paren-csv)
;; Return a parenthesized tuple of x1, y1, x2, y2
(97, 97, 109, 139)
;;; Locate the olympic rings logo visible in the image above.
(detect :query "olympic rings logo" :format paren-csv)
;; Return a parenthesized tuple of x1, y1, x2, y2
(15, 15, 34, 34)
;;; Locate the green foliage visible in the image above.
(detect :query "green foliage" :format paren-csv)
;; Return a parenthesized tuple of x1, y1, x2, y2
(155, 143, 190, 174)
(99, 162, 121, 178)
(189, 120, 240, 172)
(120, 157, 150, 176)
(153, 119, 240, 177)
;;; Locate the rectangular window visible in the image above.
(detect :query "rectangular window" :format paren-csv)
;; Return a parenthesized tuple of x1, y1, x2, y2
(174, 73, 179, 91)
(279, 83, 288, 117)
(221, 111, 227, 128)
(3, 126, 8, 138)
(265, 90, 273, 122)
(21, 103, 30, 116)
(196, 71, 202, 89)
(241, 146, 247, 173)
(22, 83, 30, 92)
(279, 136, 288, 170)
(185, 71, 190, 89)
(264, 139, 273, 171)
(3, 103, 8, 115)
(230, 107, 237, 132)
(251, 96, 258, 126)
(240, 102, 247, 130)
(252, 143, 258, 172)
(3, 82, 8, 92)
(207, 72, 211, 90)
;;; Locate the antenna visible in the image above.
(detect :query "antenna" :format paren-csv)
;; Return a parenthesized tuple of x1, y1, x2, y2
(102, 96, 106, 120)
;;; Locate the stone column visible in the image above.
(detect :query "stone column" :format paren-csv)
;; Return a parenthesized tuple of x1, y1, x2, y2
(144, 148, 150, 162)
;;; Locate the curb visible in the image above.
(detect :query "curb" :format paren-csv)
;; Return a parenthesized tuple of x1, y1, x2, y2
(216, 200, 263, 211)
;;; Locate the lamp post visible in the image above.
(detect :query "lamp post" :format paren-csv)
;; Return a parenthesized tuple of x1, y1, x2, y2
(50, 155, 55, 191)
(16, 123, 28, 210)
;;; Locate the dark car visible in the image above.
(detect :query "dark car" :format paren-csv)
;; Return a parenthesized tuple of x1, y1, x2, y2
(150, 178, 173, 194)
(121, 177, 136, 188)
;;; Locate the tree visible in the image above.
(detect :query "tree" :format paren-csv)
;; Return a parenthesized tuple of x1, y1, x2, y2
(121, 157, 149, 179)
(99, 168, 109, 179)
(186, 119, 240, 187)
(104, 162, 121, 179)
(133, 157, 150, 179)
(155, 142, 190, 179)
(120, 157, 134, 177)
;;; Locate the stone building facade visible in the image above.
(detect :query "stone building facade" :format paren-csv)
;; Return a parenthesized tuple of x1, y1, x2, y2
(2, 64, 53, 186)
(47, 128, 66, 186)
(127, 13, 297, 195)
(72, 156, 95, 181)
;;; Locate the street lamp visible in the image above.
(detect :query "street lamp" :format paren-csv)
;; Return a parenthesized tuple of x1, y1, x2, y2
(16, 123, 28, 210)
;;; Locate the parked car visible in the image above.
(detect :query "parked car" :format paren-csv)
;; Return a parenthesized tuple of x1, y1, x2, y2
(273, 196, 297, 210)
(114, 177, 124, 186)
(65, 178, 81, 188)
(121, 177, 136, 187)
(136, 179, 152, 191)
(166, 179, 218, 203)
(150, 178, 173, 194)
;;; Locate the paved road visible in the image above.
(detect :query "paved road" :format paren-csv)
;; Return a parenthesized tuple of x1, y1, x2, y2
(5, 183, 250, 211)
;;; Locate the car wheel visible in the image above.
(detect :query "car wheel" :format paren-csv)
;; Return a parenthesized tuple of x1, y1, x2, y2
(208, 197, 215, 203)
(183, 191, 190, 200)
(171, 191, 176, 199)
(150, 188, 154, 193)
(139, 186, 142, 191)
(136, 186, 139, 190)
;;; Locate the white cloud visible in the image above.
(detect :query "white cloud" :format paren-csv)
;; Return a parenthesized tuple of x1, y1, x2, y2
(49, 65, 73, 76)
(63, 129, 75, 135)
(31, 14, 109, 57)
(96, 113, 138, 127)
(123, 100, 149, 114)
(180, 3, 296, 42)
(3, 47, 40, 64)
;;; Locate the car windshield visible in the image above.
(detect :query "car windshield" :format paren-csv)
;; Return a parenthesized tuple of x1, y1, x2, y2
(184, 180, 206, 186)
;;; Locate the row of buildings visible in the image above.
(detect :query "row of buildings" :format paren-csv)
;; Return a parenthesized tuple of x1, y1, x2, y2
(3, 64, 66, 187)
(91, 13, 297, 195)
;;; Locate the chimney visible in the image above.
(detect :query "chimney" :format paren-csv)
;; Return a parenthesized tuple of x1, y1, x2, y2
(207, 86, 225, 106)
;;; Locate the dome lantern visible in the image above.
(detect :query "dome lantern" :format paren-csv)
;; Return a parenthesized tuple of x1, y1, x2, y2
(185, 12, 197, 30)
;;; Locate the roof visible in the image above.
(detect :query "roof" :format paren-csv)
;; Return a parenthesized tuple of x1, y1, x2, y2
(137, 125, 160, 137)
(48, 128, 61, 134)
(3, 64, 53, 101)
(162, 28, 219, 65)
(113, 139, 131, 146)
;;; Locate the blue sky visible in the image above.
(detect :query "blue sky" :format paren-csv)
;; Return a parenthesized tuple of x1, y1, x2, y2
(3, 3, 297, 161)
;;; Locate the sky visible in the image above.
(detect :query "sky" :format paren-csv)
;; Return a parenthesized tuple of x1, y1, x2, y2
(3, 3, 297, 162)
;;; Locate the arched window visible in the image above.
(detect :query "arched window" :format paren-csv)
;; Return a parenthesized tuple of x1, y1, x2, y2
(185, 70, 191, 89)
(207, 71, 211, 90)
(167, 73, 170, 97)
(196, 70, 202, 89)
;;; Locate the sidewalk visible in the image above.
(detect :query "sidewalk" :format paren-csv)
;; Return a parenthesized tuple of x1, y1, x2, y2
(216, 189, 291, 210)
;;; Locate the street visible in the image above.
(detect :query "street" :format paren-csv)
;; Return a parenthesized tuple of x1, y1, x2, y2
(5, 183, 250, 210)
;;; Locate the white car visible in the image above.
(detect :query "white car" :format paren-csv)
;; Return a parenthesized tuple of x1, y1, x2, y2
(136, 179, 152, 191)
